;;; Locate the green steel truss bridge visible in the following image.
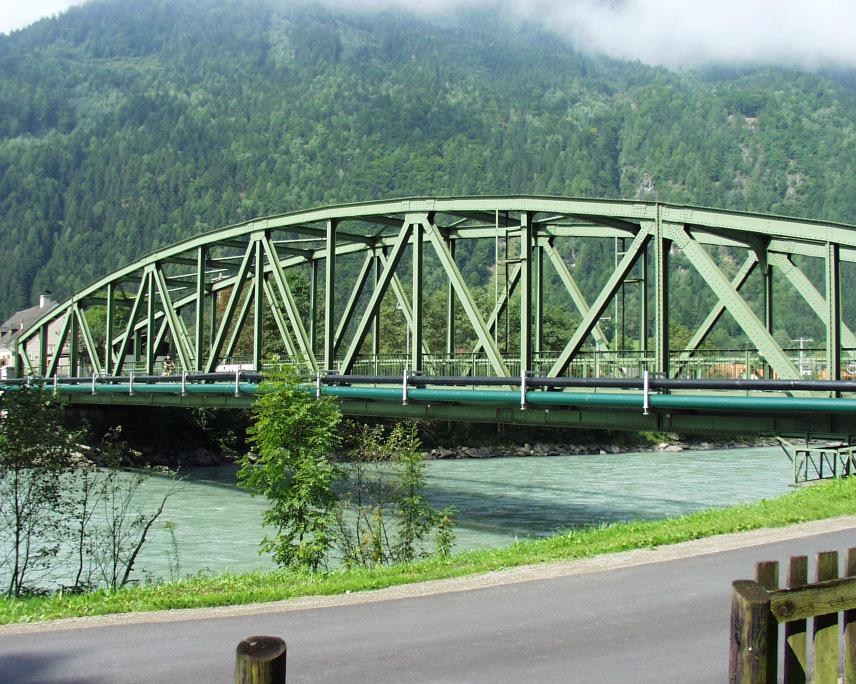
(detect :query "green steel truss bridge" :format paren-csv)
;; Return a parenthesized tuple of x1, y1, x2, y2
(9, 196, 856, 438)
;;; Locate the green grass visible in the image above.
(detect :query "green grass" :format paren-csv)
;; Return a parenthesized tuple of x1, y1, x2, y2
(3, 477, 856, 625)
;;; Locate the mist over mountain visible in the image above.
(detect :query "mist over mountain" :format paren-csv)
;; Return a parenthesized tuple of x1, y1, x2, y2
(1, 0, 856, 329)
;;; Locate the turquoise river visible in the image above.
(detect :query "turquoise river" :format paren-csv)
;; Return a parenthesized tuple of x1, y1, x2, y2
(128, 446, 795, 581)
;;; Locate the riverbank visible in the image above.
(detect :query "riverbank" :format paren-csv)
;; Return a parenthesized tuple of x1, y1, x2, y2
(142, 433, 775, 467)
(2, 475, 854, 626)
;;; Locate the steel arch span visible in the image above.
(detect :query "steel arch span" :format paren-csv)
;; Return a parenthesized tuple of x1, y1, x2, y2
(13, 196, 856, 384)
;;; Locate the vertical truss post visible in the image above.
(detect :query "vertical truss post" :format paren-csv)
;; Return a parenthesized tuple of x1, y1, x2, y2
(75, 303, 103, 376)
(533, 239, 543, 360)
(195, 247, 206, 372)
(46, 313, 70, 378)
(324, 219, 336, 371)
(104, 282, 114, 375)
(519, 211, 533, 377)
(764, 261, 773, 378)
(615, 236, 626, 350)
(146, 271, 155, 374)
(205, 244, 255, 373)
(38, 323, 48, 376)
(412, 220, 424, 373)
(310, 259, 318, 355)
(69, 303, 79, 377)
(134, 329, 142, 368)
(209, 289, 217, 350)
(654, 211, 670, 377)
(253, 239, 264, 371)
(333, 253, 374, 356)
(372, 251, 381, 359)
(827, 242, 841, 385)
(446, 238, 456, 362)
(640, 248, 648, 355)
(340, 223, 412, 375)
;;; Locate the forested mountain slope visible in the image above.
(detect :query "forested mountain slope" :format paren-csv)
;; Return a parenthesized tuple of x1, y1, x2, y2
(2, 0, 856, 331)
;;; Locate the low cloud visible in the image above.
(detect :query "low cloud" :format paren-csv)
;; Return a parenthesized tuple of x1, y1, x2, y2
(0, 0, 85, 35)
(324, 0, 856, 70)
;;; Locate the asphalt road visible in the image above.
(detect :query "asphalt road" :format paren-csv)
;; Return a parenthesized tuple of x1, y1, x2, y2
(2, 525, 856, 683)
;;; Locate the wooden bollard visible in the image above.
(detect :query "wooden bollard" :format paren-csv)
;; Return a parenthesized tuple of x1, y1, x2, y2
(729, 580, 771, 684)
(235, 635, 287, 684)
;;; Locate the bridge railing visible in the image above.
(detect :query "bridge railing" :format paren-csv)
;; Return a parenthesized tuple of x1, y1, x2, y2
(31, 346, 856, 383)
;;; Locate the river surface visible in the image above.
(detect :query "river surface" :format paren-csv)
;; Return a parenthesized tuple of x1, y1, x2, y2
(129, 446, 794, 580)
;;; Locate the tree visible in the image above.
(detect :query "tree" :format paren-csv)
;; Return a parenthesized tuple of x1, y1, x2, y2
(0, 387, 78, 596)
(335, 422, 455, 567)
(238, 366, 342, 571)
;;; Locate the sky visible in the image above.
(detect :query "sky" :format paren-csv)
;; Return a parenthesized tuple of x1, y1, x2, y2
(2, 0, 856, 70)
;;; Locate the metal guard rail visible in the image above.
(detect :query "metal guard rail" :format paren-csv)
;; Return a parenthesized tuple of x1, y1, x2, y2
(4, 373, 856, 414)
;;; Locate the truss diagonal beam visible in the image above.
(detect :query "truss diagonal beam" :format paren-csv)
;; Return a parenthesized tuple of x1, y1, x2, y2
(204, 244, 255, 373)
(152, 264, 193, 371)
(73, 303, 103, 376)
(768, 252, 856, 349)
(113, 274, 151, 375)
(333, 252, 374, 356)
(340, 223, 413, 374)
(376, 251, 434, 357)
(668, 224, 801, 379)
(423, 217, 510, 378)
(472, 262, 521, 354)
(262, 278, 297, 358)
(675, 254, 758, 375)
(548, 229, 650, 377)
(261, 235, 318, 372)
(542, 240, 610, 350)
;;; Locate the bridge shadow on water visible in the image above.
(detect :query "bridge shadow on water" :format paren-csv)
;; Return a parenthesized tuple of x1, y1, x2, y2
(0, 652, 104, 684)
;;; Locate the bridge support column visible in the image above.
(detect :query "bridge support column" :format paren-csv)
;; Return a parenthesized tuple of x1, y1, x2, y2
(654, 210, 670, 378)
(253, 239, 264, 371)
(194, 247, 206, 372)
(827, 242, 841, 388)
(446, 238, 455, 365)
(105, 282, 114, 375)
(69, 304, 79, 377)
(146, 270, 155, 375)
(519, 211, 533, 377)
(533, 238, 543, 364)
(39, 323, 48, 377)
(324, 219, 336, 372)
(639, 249, 648, 357)
(310, 259, 318, 355)
(412, 221, 423, 373)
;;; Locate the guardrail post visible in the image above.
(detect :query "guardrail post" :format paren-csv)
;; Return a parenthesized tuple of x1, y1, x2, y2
(91, 373, 97, 395)
(235, 369, 240, 397)
(402, 368, 408, 405)
(181, 370, 187, 397)
(315, 372, 321, 400)
(520, 369, 527, 410)
(730, 580, 771, 683)
(129, 371, 134, 396)
(52, 375, 57, 396)
(235, 635, 286, 683)
(642, 369, 650, 415)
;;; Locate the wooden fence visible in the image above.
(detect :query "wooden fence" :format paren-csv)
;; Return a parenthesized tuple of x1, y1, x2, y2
(730, 547, 856, 683)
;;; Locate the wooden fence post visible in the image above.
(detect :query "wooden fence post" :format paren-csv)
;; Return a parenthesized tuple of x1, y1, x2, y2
(756, 560, 779, 684)
(784, 556, 808, 684)
(730, 580, 772, 684)
(846, 548, 856, 684)
(813, 551, 839, 683)
(235, 635, 287, 684)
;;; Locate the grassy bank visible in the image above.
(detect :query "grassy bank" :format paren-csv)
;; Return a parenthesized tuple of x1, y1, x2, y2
(3, 477, 856, 625)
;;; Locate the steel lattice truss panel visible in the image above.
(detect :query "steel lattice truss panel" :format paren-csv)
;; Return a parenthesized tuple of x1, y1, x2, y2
(14, 196, 856, 385)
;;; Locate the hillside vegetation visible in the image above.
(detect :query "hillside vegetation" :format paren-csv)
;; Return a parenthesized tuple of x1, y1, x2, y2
(2, 0, 856, 344)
